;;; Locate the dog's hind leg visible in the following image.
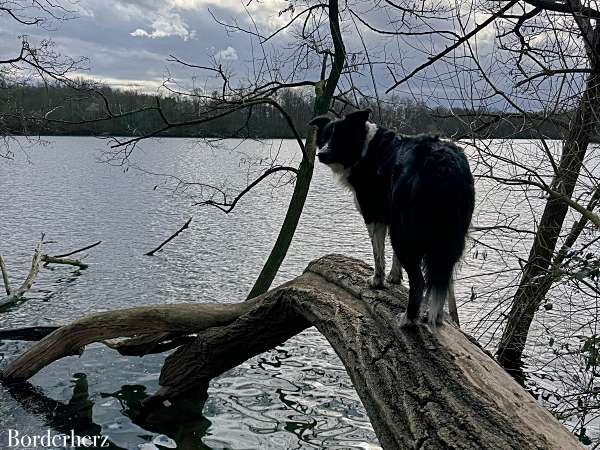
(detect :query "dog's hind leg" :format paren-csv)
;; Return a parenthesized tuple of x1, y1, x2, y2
(399, 260, 424, 327)
(387, 251, 403, 284)
(367, 223, 387, 289)
(427, 286, 447, 327)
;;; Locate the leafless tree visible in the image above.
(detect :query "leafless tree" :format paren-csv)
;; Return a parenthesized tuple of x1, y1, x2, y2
(0, 0, 84, 159)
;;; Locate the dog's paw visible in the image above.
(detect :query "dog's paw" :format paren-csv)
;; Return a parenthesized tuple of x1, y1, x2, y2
(398, 314, 417, 328)
(427, 310, 446, 328)
(369, 275, 385, 289)
(386, 272, 402, 284)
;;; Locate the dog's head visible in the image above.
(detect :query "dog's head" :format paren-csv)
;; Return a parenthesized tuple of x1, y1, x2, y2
(309, 109, 372, 171)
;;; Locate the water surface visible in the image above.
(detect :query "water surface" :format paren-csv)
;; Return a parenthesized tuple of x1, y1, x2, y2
(0, 137, 594, 448)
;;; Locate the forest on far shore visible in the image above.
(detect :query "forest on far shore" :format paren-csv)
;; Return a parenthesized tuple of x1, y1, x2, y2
(1, 81, 571, 140)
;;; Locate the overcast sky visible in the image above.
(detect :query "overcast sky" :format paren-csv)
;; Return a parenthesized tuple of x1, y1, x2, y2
(1, 0, 297, 92)
(1, 0, 547, 111)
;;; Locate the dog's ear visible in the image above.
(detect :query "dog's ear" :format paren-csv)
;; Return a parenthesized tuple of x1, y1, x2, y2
(345, 108, 371, 123)
(308, 115, 331, 130)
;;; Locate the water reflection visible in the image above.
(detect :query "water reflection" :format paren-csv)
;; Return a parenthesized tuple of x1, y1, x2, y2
(0, 265, 85, 313)
(7, 374, 215, 450)
(6, 374, 125, 450)
(102, 384, 212, 450)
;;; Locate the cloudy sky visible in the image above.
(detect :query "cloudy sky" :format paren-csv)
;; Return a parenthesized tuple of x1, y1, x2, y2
(1, 0, 299, 92)
(1, 0, 542, 111)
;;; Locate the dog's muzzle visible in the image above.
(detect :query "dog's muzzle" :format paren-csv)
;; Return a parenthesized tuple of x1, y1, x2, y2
(317, 149, 336, 164)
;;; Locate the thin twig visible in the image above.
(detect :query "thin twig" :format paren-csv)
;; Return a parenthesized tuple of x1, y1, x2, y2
(52, 240, 102, 258)
(385, 0, 519, 93)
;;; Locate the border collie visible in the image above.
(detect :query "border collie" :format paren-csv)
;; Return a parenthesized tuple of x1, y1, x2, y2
(310, 109, 475, 326)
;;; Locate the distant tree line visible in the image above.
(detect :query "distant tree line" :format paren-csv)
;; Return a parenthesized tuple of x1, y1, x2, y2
(0, 80, 573, 139)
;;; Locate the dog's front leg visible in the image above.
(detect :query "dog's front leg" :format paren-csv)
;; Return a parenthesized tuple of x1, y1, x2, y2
(367, 223, 387, 288)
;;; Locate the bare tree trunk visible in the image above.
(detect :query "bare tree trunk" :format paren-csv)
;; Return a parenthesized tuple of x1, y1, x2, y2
(246, 0, 346, 299)
(1, 254, 582, 449)
(497, 70, 600, 374)
(246, 147, 318, 298)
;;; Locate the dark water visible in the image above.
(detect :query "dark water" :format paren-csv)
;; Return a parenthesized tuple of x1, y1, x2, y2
(0, 137, 592, 448)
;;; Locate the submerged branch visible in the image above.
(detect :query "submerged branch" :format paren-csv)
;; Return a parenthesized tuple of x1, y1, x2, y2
(0, 239, 99, 308)
(145, 218, 193, 256)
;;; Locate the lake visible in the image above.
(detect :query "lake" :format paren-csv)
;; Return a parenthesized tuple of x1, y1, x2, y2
(0, 136, 594, 448)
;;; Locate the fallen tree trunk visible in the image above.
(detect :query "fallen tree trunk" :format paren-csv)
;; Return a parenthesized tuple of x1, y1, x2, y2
(41, 254, 88, 268)
(0, 254, 581, 449)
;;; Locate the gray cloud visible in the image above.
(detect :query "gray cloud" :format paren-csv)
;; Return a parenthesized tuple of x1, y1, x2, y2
(214, 46, 238, 61)
(0, 0, 518, 107)
(0, 0, 255, 91)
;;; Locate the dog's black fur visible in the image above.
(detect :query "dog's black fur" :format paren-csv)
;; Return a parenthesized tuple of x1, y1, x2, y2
(310, 109, 475, 325)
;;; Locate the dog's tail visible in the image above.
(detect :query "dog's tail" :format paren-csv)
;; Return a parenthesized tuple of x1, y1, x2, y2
(423, 248, 459, 326)
(402, 137, 474, 325)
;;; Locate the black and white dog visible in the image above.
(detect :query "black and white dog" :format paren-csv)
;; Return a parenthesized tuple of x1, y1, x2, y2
(310, 109, 474, 326)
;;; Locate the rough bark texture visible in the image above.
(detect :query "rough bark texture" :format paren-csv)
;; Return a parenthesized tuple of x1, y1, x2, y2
(497, 70, 600, 372)
(1, 254, 581, 450)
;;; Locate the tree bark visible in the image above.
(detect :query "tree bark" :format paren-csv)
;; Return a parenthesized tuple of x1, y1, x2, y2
(246, 145, 318, 298)
(1, 254, 582, 450)
(496, 70, 600, 374)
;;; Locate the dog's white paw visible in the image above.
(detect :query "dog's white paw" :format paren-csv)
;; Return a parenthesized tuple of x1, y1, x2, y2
(369, 275, 385, 289)
(427, 309, 446, 328)
(386, 272, 402, 284)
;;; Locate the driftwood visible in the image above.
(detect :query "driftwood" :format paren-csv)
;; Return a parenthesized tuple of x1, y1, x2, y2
(145, 217, 192, 256)
(0, 255, 11, 295)
(1, 239, 45, 307)
(0, 254, 581, 449)
(0, 238, 99, 307)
